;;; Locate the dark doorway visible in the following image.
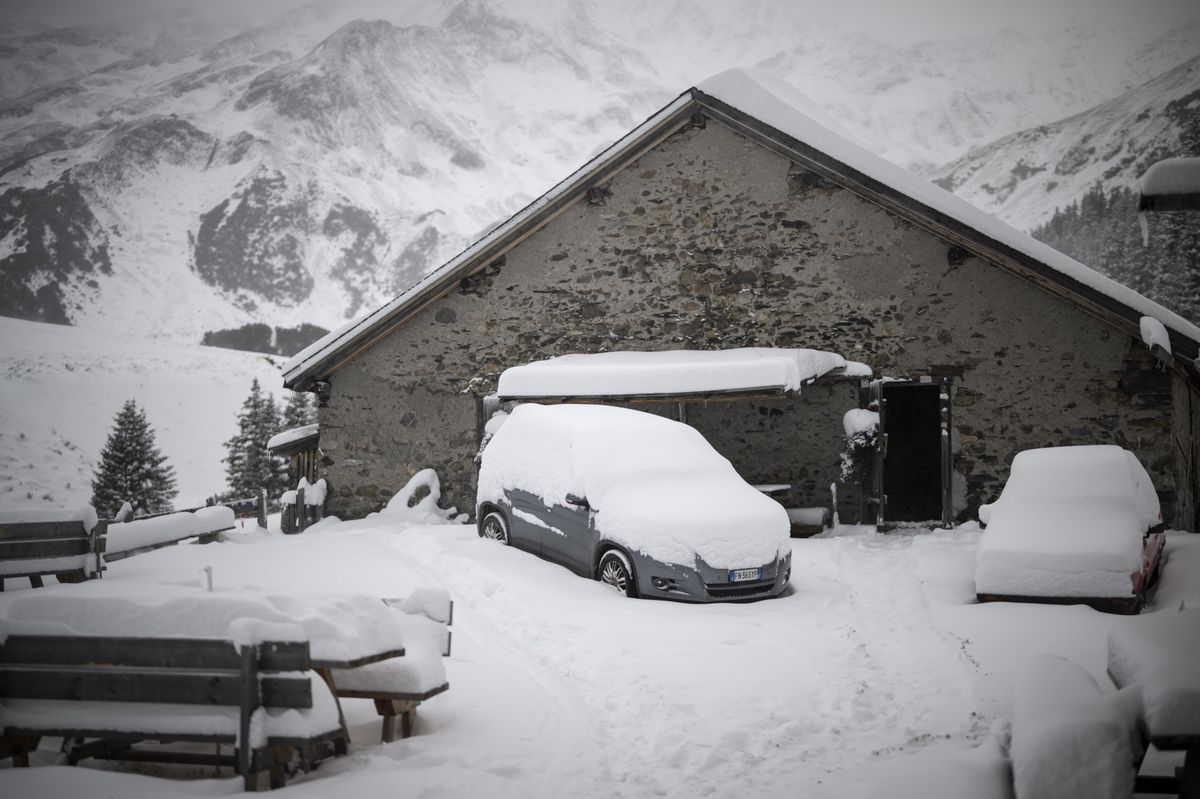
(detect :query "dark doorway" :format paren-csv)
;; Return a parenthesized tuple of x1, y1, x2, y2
(879, 381, 948, 524)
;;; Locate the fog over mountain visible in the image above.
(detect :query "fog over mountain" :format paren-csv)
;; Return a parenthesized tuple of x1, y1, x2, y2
(0, 0, 1196, 344)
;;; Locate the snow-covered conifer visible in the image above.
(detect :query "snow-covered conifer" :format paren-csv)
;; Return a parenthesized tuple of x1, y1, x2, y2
(223, 379, 289, 502)
(90, 399, 178, 518)
(282, 390, 317, 430)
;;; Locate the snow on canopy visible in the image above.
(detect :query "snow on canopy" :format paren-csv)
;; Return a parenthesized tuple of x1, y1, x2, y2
(1140, 157, 1200, 197)
(975, 445, 1160, 598)
(283, 68, 1200, 389)
(267, 423, 319, 452)
(477, 403, 789, 569)
(497, 347, 870, 399)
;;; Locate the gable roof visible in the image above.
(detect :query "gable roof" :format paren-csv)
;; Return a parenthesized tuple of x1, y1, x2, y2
(284, 69, 1200, 390)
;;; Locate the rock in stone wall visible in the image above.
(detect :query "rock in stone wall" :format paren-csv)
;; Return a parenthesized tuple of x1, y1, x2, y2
(319, 119, 1176, 524)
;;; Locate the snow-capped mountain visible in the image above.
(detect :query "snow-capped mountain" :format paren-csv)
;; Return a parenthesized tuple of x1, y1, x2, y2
(1, 0, 1197, 343)
(933, 55, 1200, 232)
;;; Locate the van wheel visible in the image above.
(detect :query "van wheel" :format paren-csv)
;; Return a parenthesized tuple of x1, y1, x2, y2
(479, 510, 509, 544)
(598, 550, 637, 598)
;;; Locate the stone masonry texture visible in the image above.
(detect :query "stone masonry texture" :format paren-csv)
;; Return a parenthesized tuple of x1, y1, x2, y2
(317, 119, 1178, 526)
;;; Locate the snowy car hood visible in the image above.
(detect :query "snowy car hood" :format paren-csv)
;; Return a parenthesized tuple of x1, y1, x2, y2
(592, 471, 790, 570)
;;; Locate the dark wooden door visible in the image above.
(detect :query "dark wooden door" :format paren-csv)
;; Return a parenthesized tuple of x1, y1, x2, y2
(879, 381, 949, 525)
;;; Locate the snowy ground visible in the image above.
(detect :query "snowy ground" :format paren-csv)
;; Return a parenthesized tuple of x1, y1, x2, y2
(2, 511, 1195, 798)
(0, 317, 288, 510)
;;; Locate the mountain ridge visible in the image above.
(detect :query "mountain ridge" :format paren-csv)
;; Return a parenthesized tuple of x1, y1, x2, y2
(0, 0, 1196, 340)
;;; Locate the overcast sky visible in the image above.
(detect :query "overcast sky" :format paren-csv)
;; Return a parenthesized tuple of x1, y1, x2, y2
(0, 0, 1195, 45)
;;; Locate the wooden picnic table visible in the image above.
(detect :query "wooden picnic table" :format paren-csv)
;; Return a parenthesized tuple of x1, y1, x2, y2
(1108, 609, 1200, 798)
(1, 582, 410, 757)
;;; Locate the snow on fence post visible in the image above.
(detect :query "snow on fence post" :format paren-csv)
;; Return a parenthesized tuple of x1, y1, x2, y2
(257, 488, 267, 530)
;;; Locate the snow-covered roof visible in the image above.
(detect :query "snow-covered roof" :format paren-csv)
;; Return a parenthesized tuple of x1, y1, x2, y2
(267, 423, 319, 453)
(1139, 157, 1200, 211)
(283, 68, 1200, 389)
(496, 348, 870, 400)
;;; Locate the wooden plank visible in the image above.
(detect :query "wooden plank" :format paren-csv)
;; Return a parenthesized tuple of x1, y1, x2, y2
(4, 725, 235, 745)
(310, 646, 404, 669)
(0, 538, 92, 559)
(2, 635, 241, 669)
(0, 665, 246, 705)
(258, 640, 310, 672)
(261, 675, 312, 709)
(336, 682, 449, 703)
(1, 635, 310, 672)
(0, 521, 88, 541)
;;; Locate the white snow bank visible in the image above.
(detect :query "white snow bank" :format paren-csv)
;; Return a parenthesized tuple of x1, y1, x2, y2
(267, 423, 319, 452)
(1010, 655, 1139, 799)
(1140, 316, 1172, 357)
(281, 477, 327, 506)
(863, 731, 1012, 799)
(104, 506, 236, 555)
(377, 469, 462, 525)
(1, 583, 404, 666)
(0, 506, 98, 533)
(1140, 157, 1200, 197)
(698, 69, 1200, 347)
(1108, 608, 1200, 738)
(975, 446, 1158, 597)
(497, 347, 871, 398)
(478, 403, 789, 569)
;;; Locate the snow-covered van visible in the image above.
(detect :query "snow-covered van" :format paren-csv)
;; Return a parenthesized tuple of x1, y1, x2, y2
(975, 445, 1165, 613)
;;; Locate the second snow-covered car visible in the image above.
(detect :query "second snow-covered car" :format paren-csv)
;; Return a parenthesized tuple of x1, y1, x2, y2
(475, 403, 792, 602)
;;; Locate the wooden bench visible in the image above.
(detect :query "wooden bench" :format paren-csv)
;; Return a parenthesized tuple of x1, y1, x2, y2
(332, 591, 453, 743)
(0, 634, 346, 790)
(0, 518, 104, 591)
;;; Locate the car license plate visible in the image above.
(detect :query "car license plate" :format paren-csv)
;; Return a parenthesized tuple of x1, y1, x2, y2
(730, 568, 761, 583)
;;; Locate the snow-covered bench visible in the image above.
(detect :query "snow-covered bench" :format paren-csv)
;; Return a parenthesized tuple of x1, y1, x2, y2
(0, 508, 104, 590)
(102, 504, 237, 563)
(1108, 609, 1200, 796)
(0, 632, 346, 790)
(864, 655, 1145, 799)
(331, 589, 453, 742)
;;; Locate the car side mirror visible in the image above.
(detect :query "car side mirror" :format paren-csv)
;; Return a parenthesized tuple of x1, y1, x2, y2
(565, 493, 590, 509)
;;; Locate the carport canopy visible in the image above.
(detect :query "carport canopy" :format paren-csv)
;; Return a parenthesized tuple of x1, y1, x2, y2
(496, 347, 872, 402)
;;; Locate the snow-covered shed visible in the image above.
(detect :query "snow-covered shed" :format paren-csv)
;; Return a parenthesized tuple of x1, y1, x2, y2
(284, 69, 1200, 529)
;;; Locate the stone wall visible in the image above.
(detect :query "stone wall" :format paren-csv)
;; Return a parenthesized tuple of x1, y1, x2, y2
(318, 119, 1177, 525)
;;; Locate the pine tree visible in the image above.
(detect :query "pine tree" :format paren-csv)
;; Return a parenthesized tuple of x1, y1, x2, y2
(91, 399, 177, 518)
(282, 390, 317, 430)
(223, 379, 289, 502)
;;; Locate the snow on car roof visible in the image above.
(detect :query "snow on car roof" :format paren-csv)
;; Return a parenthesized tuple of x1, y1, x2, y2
(476, 403, 789, 569)
(496, 347, 871, 399)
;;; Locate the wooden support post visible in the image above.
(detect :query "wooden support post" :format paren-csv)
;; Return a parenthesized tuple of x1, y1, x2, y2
(296, 487, 307, 533)
(92, 519, 107, 579)
(257, 489, 267, 530)
(238, 644, 259, 790)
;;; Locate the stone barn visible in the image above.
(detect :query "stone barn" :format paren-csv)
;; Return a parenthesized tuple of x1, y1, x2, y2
(283, 69, 1200, 531)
